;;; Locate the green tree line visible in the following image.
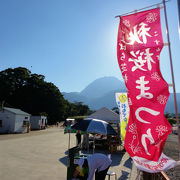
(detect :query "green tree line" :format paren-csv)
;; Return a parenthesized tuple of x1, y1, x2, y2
(0, 67, 92, 124)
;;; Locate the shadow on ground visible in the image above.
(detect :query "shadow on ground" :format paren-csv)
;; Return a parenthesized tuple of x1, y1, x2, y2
(111, 153, 125, 166)
(59, 148, 133, 180)
(59, 155, 68, 167)
(59, 147, 128, 167)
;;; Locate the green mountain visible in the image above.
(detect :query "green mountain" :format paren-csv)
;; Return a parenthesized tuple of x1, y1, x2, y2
(63, 76, 180, 113)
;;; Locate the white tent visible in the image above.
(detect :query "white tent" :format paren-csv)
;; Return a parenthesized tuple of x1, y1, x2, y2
(86, 107, 120, 124)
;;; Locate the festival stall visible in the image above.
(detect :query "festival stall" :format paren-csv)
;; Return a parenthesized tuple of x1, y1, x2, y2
(65, 118, 117, 179)
(86, 108, 122, 151)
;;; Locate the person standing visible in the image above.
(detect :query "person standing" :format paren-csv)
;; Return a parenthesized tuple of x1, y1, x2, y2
(82, 134, 89, 150)
(73, 153, 112, 180)
(76, 130, 81, 147)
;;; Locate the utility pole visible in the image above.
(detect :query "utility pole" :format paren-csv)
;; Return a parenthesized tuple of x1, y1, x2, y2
(163, 0, 180, 159)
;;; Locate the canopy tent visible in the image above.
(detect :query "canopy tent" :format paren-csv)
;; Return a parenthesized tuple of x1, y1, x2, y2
(71, 118, 117, 136)
(86, 107, 120, 124)
(65, 118, 117, 153)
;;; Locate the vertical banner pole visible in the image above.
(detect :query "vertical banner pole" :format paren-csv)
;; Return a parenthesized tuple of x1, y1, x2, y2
(163, 0, 180, 159)
(177, 0, 180, 37)
(68, 132, 71, 151)
(67, 132, 70, 180)
(93, 135, 95, 154)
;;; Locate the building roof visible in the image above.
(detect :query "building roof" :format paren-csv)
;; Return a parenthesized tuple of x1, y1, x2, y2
(86, 107, 120, 124)
(3, 107, 31, 116)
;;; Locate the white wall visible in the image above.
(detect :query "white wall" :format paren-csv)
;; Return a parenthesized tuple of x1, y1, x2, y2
(41, 116, 47, 126)
(30, 116, 47, 130)
(0, 110, 16, 133)
(14, 114, 30, 133)
(30, 116, 41, 129)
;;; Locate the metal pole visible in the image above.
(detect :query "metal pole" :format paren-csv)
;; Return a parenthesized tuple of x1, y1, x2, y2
(163, 0, 180, 159)
(68, 132, 71, 151)
(177, 0, 180, 37)
(67, 132, 71, 180)
(93, 135, 95, 154)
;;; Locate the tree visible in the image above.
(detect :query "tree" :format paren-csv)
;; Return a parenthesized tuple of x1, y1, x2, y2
(0, 67, 92, 124)
(0, 67, 67, 124)
(0, 67, 31, 102)
(65, 101, 92, 118)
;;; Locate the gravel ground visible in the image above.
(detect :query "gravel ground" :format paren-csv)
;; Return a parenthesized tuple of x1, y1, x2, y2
(0, 127, 68, 180)
(0, 126, 57, 141)
(0, 127, 136, 180)
(0, 127, 179, 180)
(163, 133, 180, 180)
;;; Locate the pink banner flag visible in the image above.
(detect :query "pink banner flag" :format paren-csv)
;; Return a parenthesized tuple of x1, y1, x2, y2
(117, 8, 178, 172)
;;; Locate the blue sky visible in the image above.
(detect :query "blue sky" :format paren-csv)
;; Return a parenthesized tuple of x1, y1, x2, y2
(0, 0, 179, 93)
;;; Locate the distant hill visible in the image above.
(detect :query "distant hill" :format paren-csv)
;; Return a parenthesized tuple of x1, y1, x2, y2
(63, 76, 180, 113)
(165, 93, 180, 114)
(63, 76, 126, 109)
(62, 92, 88, 103)
(80, 76, 126, 99)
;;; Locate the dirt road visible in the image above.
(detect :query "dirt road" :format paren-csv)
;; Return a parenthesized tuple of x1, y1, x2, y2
(0, 128, 68, 180)
(2, 127, 179, 179)
(0, 127, 136, 180)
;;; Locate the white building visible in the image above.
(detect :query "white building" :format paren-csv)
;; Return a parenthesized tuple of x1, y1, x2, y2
(0, 107, 31, 134)
(30, 116, 47, 130)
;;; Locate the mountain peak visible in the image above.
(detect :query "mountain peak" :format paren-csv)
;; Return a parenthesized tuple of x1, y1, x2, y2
(63, 76, 180, 112)
(80, 76, 126, 99)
